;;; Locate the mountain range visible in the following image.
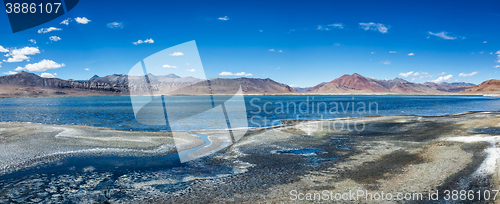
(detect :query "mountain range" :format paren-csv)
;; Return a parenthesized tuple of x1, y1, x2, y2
(0, 71, 496, 97)
(304, 73, 476, 94)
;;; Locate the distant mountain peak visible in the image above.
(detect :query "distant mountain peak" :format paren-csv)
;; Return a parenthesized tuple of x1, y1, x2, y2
(89, 75, 99, 80)
(351, 73, 363, 77)
(166, 73, 181, 78)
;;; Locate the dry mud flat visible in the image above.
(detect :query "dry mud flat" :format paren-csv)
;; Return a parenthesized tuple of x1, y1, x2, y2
(155, 112, 500, 204)
(0, 112, 499, 203)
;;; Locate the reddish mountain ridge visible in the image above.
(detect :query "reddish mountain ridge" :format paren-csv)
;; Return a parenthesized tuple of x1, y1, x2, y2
(460, 79, 500, 94)
(306, 73, 474, 94)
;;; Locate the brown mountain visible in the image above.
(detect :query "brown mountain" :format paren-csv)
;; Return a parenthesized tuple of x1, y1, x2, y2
(306, 73, 474, 94)
(161, 77, 298, 95)
(90, 73, 203, 85)
(459, 79, 500, 94)
(0, 72, 298, 97)
(0, 71, 127, 97)
(0, 72, 480, 97)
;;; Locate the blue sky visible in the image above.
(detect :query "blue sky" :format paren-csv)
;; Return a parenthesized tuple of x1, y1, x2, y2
(0, 0, 499, 87)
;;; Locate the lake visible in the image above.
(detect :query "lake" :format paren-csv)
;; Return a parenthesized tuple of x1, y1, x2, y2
(0, 95, 498, 131)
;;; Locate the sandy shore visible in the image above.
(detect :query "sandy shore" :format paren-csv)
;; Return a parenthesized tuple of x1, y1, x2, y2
(0, 112, 499, 203)
(0, 122, 206, 175)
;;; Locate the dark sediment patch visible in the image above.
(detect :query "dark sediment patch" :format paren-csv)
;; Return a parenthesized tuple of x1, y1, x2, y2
(342, 121, 459, 142)
(473, 127, 500, 135)
(425, 141, 491, 204)
(344, 149, 424, 190)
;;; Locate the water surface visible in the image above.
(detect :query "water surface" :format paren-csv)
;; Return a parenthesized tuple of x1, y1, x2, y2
(0, 95, 498, 131)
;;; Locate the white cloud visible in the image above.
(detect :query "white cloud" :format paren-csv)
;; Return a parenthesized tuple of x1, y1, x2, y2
(14, 66, 24, 71)
(3, 47, 40, 63)
(3, 71, 17, 75)
(495, 50, 500, 63)
(380, 60, 391, 65)
(11, 47, 40, 56)
(133, 38, 154, 45)
(431, 74, 453, 83)
(85, 68, 90, 71)
(162, 64, 177, 68)
(328, 23, 344, 29)
(412, 71, 428, 76)
(29, 39, 36, 44)
(0, 46, 8, 53)
(494, 65, 500, 68)
(60, 18, 72, 25)
(218, 71, 252, 76)
(399, 71, 430, 78)
(169, 52, 184, 56)
(278, 50, 283, 52)
(16, 59, 65, 72)
(317, 23, 344, 31)
(107, 22, 123, 29)
(408, 53, 414, 56)
(37, 27, 61, 34)
(219, 71, 233, 76)
(359, 22, 389, 33)
(186, 63, 190, 65)
(218, 16, 229, 21)
(484, 41, 487, 43)
(317, 25, 328, 31)
(269, 49, 275, 52)
(234, 72, 252, 76)
(371, 52, 374, 54)
(428, 31, 462, 40)
(259, 30, 263, 32)
(389, 51, 396, 53)
(41, 73, 56, 78)
(399, 71, 414, 78)
(49, 36, 61, 42)
(186, 69, 196, 72)
(4, 54, 28, 62)
(438, 72, 446, 75)
(458, 71, 478, 77)
(75, 17, 91, 24)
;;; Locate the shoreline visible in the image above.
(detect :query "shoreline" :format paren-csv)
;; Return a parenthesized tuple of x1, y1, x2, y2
(0, 93, 498, 99)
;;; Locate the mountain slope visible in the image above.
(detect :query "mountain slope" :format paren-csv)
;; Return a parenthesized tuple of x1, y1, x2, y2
(0, 72, 128, 97)
(307, 73, 389, 93)
(90, 73, 202, 85)
(0, 72, 127, 92)
(0, 72, 479, 97)
(306, 73, 474, 94)
(459, 79, 500, 94)
(0, 72, 298, 97)
(168, 78, 298, 95)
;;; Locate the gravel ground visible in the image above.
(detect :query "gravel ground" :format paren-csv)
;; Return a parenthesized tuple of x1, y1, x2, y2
(0, 112, 499, 203)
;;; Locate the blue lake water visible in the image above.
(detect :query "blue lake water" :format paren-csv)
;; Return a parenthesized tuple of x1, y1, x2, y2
(0, 95, 498, 131)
